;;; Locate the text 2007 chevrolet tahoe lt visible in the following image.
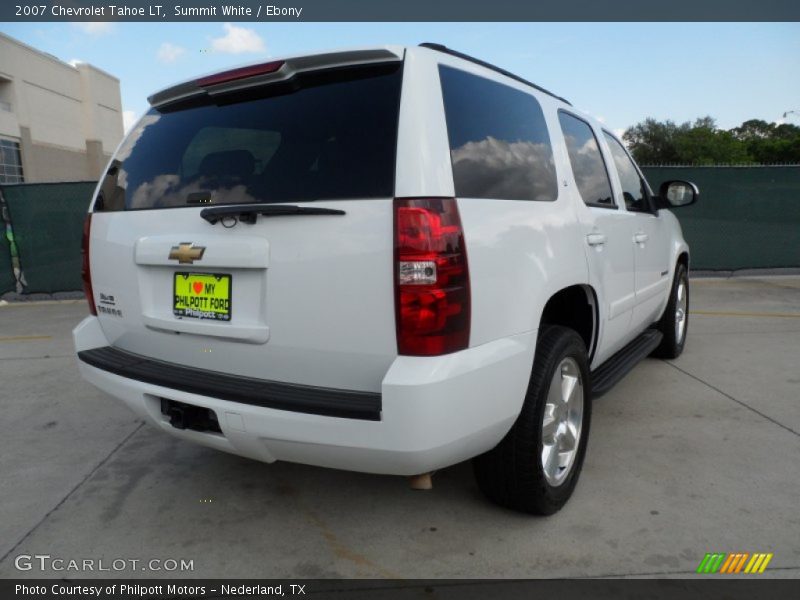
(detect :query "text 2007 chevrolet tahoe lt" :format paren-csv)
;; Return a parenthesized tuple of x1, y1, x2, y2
(74, 43, 699, 514)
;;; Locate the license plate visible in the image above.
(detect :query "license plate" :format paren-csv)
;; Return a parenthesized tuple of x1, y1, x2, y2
(173, 273, 232, 321)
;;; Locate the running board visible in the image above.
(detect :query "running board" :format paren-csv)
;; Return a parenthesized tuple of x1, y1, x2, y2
(590, 329, 663, 398)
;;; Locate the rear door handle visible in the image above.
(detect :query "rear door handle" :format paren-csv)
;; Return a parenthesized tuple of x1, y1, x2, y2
(634, 232, 649, 244)
(586, 233, 607, 247)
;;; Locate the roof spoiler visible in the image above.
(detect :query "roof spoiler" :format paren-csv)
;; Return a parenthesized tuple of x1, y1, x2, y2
(148, 47, 404, 109)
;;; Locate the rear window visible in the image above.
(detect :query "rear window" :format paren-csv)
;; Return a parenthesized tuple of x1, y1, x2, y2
(438, 65, 557, 202)
(95, 64, 402, 211)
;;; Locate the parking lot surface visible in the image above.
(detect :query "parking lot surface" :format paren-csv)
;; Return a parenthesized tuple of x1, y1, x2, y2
(1, 276, 798, 579)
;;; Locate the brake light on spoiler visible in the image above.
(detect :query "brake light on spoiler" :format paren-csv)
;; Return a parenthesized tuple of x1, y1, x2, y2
(196, 61, 285, 87)
(394, 198, 471, 356)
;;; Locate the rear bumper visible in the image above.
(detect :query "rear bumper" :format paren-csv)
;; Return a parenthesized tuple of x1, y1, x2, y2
(78, 346, 382, 421)
(74, 316, 535, 475)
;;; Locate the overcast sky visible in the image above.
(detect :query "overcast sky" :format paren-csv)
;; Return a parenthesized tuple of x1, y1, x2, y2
(3, 22, 799, 137)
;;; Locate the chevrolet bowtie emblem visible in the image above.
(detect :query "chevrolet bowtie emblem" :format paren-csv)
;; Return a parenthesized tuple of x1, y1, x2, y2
(168, 243, 206, 264)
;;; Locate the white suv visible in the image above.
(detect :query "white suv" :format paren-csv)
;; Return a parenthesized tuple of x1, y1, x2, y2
(74, 44, 698, 514)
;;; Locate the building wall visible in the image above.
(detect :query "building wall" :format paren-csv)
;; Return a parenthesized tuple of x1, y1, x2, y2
(0, 32, 124, 183)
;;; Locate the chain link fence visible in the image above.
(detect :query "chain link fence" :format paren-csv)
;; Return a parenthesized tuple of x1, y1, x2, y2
(0, 169, 798, 297)
(641, 166, 800, 270)
(0, 182, 96, 295)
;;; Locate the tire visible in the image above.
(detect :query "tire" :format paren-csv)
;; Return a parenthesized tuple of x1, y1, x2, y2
(652, 263, 689, 359)
(473, 325, 591, 515)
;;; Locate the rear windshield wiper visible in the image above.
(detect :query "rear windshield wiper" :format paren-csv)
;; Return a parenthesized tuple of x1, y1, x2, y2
(200, 203, 346, 225)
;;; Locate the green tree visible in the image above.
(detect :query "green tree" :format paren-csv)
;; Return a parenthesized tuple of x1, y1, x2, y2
(673, 117, 751, 165)
(732, 120, 800, 163)
(774, 123, 800, 140)
(624, 116, 800, 165)
(731, 119, 775, 140)
(622, 118, 685, 164)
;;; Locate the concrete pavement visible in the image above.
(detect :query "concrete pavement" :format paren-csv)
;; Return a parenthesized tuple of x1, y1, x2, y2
(0, 277, 798, 578)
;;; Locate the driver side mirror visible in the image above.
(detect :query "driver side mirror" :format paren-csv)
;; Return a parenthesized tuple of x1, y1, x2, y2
(655, 180, 699, 209)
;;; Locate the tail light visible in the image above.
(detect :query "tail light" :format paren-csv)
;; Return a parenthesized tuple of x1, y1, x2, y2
(394, 198, 470, 356)
(81, 213, 96, 316)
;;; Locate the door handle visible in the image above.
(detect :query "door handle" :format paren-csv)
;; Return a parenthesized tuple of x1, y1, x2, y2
(633, 232, 649, 244)
(586, 233, 607, 247)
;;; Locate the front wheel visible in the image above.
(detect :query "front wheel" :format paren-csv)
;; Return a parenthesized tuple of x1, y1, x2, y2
(652, 263, 689, 359)
(473, 325, 591, 515)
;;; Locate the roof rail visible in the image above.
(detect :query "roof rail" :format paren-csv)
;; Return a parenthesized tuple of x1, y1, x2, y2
(418, 42, 572, 106)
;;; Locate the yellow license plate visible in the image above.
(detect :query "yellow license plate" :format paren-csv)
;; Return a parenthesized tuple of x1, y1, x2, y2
(173, 273, 232, 321)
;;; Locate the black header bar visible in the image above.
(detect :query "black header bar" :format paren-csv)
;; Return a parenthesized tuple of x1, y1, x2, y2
(4, 579, 800, 600)
(3, 1, 800, 22)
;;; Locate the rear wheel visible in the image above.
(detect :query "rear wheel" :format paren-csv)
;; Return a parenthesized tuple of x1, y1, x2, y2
(473, 325, 591, 515)
(652, 263, 689, 359)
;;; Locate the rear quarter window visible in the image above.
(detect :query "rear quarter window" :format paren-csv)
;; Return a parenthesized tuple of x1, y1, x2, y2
(95, 64, 402, 211)
(438, 65, 558, 202)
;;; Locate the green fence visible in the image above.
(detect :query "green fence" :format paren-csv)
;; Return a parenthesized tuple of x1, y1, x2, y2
(0, 170, 798, 294)
(1, 182, 96, 293)
(0, 223, 15, 295)
(641, 166, 800, 270)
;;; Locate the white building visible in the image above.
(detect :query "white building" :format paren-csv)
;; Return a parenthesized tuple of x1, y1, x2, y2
(0, 31, 124, 183)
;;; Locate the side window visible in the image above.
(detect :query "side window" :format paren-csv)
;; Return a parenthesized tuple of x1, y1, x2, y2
(557, 112, 614, 207)
(438, 65, 558, 202)
(603, 132, 649, 213)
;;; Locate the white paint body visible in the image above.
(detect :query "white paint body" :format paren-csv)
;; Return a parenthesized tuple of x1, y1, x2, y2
(74, 46, 689, 475)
